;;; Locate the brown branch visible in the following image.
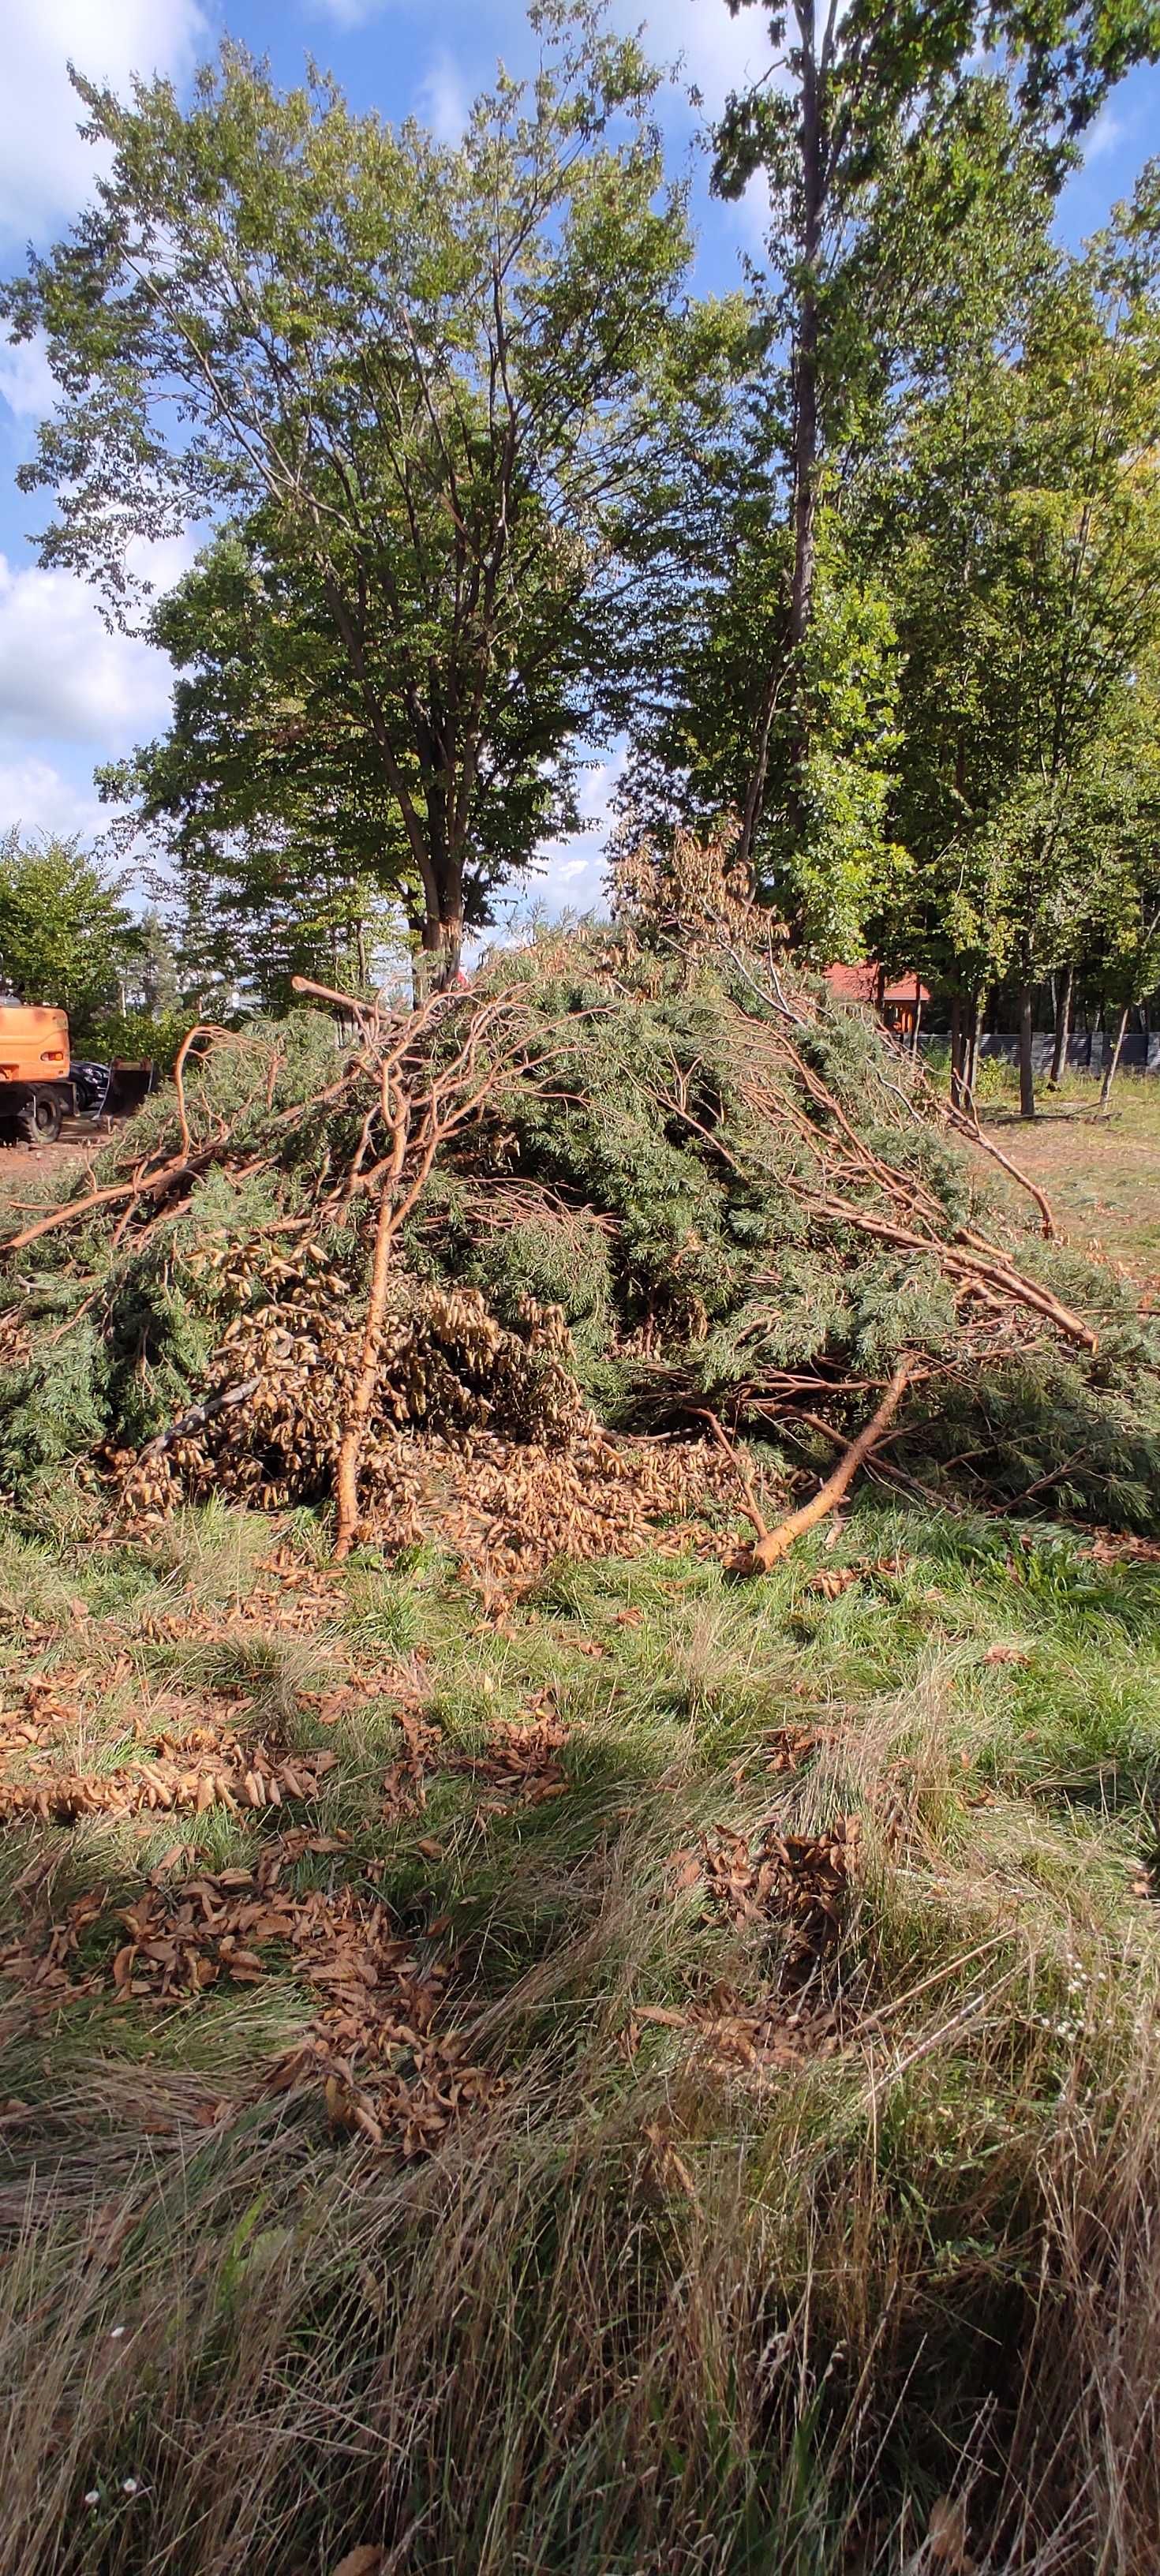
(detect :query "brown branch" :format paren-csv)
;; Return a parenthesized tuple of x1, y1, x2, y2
(735, 1366, 911, 1574)
(330, 1009, 521, 1559)
(0, 1150, 209, 1256)
(695, 1410, 769, 1542)
(332, 1066, 411, 1562)
(945, 1100, 1057, 1240)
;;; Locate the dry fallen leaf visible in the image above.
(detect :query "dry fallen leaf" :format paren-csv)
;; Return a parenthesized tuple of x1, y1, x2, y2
(983, 1643, 1029, 1667)
(330, 2549, 386, 2576)
(927, 2495, 977, 2572)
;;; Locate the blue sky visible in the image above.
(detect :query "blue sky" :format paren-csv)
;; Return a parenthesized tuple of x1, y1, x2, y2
(0, 0, 1157, 921)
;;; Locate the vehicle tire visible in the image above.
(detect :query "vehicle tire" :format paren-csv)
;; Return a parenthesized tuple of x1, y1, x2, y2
(19, 1090, 64, 1145)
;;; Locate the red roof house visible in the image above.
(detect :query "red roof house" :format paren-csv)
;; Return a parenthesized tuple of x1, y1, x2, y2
(824, 961, 930, 1033)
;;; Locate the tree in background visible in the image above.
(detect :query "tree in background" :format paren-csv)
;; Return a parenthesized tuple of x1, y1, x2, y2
(878, 182, 1160, 1113)
(704, 0, 1160, 949)
(166, 824, 413, 1017)
(1053, 656, 1160, 1106)
(0, 833, 143, 1044)
(622, 77, 1080, 951)
(2, 7, 690, 984)
(618, 313, 904, 952)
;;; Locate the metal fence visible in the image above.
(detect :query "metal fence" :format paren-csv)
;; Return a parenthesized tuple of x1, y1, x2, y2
(965, 1031, 1160, 1074)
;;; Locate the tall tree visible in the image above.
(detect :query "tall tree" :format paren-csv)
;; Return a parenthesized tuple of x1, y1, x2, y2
(0, 834, 142, 1040)
(620, 82, 1053, 949)
(711, 0, 1160, 855)
(879, 191, 1160, 1111)
(1, 7, 689, 983)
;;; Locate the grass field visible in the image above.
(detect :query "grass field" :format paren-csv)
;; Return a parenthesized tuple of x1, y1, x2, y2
(986, 1076, 1160, 1294)
(2, 1085, 1159, 2574)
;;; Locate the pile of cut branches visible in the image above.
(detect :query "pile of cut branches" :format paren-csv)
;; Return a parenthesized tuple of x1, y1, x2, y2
(2, 934, 1157, 1566)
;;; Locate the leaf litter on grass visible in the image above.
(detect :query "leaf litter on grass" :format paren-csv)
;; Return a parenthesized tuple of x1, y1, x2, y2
(2, 1830, 501, 2159)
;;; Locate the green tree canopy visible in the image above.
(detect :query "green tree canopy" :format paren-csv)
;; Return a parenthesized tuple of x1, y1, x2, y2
(619, 81, 1058, 950)
(2, 5, 690, 982)
(0, 834, 143, 1042)
(695, 0, 1160, 957)
(874, 179, 1160, 1107)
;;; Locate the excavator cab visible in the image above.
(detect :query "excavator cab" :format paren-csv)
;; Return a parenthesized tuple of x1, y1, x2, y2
(0, 1003, 73, 1142)
(0, 1004, 153, 1142)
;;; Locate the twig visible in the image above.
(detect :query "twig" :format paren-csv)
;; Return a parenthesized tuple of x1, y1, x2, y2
(695, 1410, 770, 1542)
(140, 1377, 262, 1459)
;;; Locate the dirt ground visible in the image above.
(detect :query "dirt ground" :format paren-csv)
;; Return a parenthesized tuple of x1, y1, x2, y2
(988, 1080, 1160, 1294)
(0, 1119, 115, 1211)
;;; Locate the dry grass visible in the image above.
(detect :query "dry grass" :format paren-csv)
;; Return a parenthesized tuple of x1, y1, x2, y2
(984, 1078, 1160, 1294)
(1, 1500, 1159, 2571)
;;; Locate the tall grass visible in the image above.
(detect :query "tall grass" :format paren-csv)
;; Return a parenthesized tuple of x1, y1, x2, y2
(2, 1503, 1159, 2572)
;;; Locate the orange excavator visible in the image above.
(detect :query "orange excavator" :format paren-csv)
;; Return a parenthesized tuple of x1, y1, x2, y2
(0, 1002, 151, 1143)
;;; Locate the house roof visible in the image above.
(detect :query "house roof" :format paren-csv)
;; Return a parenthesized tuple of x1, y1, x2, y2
(823, 961, 879, 1005)
(823, 961, 931, 1009)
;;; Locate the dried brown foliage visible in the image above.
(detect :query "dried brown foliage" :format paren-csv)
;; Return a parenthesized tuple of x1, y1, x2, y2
(608, 816, 778, 958)
(2, 1838, 499, 2160)
(0, 1733, 336, 1827)
(109, 1260, 739, 1589)
(687, 1813, 861, 1968)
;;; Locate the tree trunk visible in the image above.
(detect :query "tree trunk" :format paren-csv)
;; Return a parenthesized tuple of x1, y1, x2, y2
(964, 993, 980, 1108)
(790, 299, 819, 661)
(950, 995, 965, 1109)
(785, 4, 823, 807)
(417, 910, 464, 996)
(1100, 1004, 1131, 1114)
(1048, 961, 1073, 1089)
(737, 664, 781, 875)
(1018, 983, 1036, 1121)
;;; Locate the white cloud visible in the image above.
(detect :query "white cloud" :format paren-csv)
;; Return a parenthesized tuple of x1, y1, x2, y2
(417, 49, 470, 146)
(529, 747, 625, 920)
(0, 0, 208, 251)
(660, 0, 776, 120)
(1083, 107, 1126, 164)
(0, 332, 60, 423)
(604, 0, 773, 259)
(0, 752, 105, 842)
(309, 0, 392, 25)
(0, 544, 190, 751)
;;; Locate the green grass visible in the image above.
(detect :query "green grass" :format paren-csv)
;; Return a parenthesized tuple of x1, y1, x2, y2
(2, 1497, 1160, 2572)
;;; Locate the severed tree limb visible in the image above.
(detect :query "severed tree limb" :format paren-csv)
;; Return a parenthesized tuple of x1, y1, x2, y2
(796, 1408, 960, 1518)
(332, 1067, 412, 1562)
(734, 1365, 911, 1574)
(805, 1191, 1095, 1350)
(330, 1000, 530, 1559)
(0, 1150, 212, 1254)
(945, 1099, 1057, 1238)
